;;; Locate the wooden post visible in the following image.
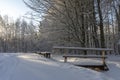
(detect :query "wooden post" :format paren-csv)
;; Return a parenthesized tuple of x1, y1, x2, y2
(102, 50, 106, 65)
(48, 52, 51, 58)
(64, 57, 67, 62)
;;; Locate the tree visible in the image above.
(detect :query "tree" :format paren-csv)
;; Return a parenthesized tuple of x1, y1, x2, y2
(1, 0, 119, 53)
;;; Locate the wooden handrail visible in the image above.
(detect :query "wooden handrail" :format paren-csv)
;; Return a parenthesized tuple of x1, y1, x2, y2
(53, 46, 113, 51)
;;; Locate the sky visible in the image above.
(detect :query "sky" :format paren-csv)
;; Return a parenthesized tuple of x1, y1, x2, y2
(0, 0, 31, 20)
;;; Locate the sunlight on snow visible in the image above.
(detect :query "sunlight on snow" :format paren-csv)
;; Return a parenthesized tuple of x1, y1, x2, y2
(17, 54, 59, 67)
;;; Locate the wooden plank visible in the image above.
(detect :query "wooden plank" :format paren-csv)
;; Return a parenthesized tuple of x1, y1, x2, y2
(76, 64, 104, 67)
(53, 46, 113, 51)
(63, 55, 107, 58)
(75, 64, 109, 71)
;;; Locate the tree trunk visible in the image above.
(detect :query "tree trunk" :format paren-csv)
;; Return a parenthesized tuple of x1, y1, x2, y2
(97, 0, 105, 48)
(92, 0, 100, 48)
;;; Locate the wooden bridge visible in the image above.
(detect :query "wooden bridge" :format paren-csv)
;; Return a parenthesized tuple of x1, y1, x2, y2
(53, 46, 113, 71)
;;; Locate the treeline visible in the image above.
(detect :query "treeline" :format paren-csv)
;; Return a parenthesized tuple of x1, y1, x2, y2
(24, 0, 120, 54)
(0, 0, 120, 54)
(0, 15, 52, 52)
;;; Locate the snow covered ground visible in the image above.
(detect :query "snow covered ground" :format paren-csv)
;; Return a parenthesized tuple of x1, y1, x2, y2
(52, 54, 120, 80)
(0, 53, 119, 80)
(104, 55, 120, 80)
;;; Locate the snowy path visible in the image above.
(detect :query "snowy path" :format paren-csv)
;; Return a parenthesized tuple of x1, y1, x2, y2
(0, 54, 19, 80)
(0, 53, 115, 80)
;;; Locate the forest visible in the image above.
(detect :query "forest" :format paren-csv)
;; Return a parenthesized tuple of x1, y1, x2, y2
(0, 0, 120, 54)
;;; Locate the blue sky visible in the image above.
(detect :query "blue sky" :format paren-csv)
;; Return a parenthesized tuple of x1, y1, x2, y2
(0, 0, 31, 20)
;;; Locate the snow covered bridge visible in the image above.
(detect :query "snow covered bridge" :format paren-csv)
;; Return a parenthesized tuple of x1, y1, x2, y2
(53, 46, 113, 71)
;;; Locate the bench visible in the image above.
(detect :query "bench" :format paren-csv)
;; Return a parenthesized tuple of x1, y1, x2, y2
(36, 52, 51, 58)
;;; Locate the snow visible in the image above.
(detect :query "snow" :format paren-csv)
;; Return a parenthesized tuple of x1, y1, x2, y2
(0, 53, 119, 80)
(53, 54, 120, 80)
(104, 55, 120, 80)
